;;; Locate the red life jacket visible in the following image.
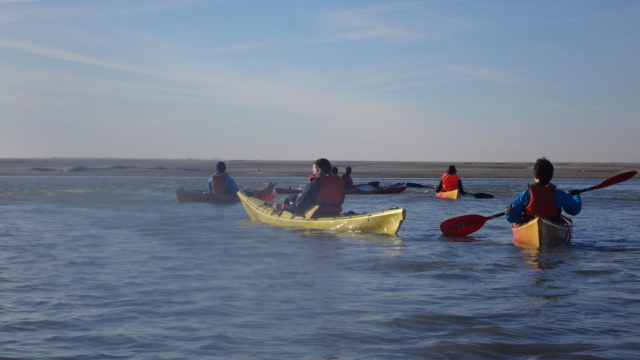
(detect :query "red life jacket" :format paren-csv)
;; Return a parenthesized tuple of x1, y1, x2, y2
(441, 174, 459, 191)
(341, 173, 353, 186)
(524, 183, 560, 219)
(211, 173, 227, 194)
(315, 174, 345, 216)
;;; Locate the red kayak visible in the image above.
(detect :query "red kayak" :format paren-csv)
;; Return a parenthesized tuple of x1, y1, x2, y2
(176, 182, 276, 203)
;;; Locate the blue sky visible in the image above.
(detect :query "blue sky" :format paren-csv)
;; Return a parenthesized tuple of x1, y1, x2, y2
(1, 0, 639, 162)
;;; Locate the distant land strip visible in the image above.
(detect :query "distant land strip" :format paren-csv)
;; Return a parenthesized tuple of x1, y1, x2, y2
(0, 158, 638, 179)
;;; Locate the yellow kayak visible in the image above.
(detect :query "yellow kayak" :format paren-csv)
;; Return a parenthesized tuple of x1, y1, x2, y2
(238, 192, 406, 235)
(436, 189, 459, 199)
(511, 216, 572, 248)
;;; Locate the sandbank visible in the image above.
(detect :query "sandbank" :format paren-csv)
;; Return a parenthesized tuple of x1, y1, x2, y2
(0, 158, 637, 179)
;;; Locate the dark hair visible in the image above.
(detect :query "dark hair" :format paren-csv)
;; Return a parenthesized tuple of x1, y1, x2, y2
(216, 161, 226, 173)
(345, 166, 352, 175)
(331, 166, 339, 175)
(533, 157, 553, 185)
(314, 158, 332, 174)
(447, 165, 457, 175)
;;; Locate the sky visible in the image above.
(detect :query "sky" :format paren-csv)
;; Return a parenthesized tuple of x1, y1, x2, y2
(1, 0, 639, 162)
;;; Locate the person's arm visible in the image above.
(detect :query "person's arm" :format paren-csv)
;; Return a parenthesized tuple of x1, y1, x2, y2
(506, 189, 530, 223)
(226, 176, 239, 195)
(435, 179, 443, 193)
(207, 177, 213, 194)
(555, 190, 581, 216)
(283, 178, 321, 215)
(458, 179, 465, 195)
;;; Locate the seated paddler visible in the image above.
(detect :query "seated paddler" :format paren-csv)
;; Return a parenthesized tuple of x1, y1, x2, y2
(272, 158, 345, 217)
(341, 166, 354, 189)
(208, 161, 239, 196)
(435, 165, 466, 195)
(505, 157, 581, 224)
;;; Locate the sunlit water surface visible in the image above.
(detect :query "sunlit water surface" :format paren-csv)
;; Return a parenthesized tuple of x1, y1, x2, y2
(1, 176, 639, 359)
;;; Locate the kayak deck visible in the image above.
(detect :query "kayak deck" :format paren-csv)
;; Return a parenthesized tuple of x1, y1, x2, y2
(238, 192, 406, 235)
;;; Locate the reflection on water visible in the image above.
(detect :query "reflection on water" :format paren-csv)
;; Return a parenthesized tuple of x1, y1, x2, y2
(518, 245, 568, 271)
(438, 234, 482, 243)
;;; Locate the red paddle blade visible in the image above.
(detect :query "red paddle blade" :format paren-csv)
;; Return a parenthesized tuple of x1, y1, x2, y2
(255, 194, 276, 201)
(591, 170, 637, 190)
(440, 214, 490, 236)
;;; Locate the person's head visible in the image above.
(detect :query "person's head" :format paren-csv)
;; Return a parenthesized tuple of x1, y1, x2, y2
(216, 161, 226, 173)
(447, 165, 457, 175)
(313, 158, 332, 175)
(345, 166, 352, 175)
(331, 166, 339, 175)
(533, 157, 554, 185)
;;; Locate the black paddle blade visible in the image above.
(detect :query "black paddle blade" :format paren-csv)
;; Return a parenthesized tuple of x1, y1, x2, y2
(406, 183, 435, 189)
(470, 192, 494, 199)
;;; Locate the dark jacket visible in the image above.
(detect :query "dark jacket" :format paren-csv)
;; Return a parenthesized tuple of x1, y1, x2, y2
(283, 172, 344, 216)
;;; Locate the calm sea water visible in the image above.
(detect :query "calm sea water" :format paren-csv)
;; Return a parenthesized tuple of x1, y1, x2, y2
(1, 176, 639, 359)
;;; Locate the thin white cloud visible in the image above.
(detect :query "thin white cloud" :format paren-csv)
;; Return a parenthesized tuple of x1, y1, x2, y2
(315, 3, 428, 42)
(0, 36, 164, 76)
(0, 0, 36, 3)
(0, 35, 417, 134)
(444, 64, 521, 84)
(0, 0, 210, 22)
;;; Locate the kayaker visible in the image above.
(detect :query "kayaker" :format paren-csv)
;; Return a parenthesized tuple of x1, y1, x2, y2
(272, 158, 345, 217)
(207, 161, 239, 196)
(341, 166, 354, 189)
(505, 157, 581, 223)
(435, 165, 466, 195)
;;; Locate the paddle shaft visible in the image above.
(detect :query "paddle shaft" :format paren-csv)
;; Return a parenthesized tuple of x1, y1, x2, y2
(406, 183, 494, 198)
(572, 170, 637, 194)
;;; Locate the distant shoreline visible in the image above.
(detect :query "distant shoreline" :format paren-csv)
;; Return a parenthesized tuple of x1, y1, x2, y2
(1, 158, 638, 179)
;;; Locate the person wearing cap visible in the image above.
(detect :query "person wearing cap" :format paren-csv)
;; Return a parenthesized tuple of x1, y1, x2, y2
(435, 165, 466, 195)
(207, 161, 239, 195)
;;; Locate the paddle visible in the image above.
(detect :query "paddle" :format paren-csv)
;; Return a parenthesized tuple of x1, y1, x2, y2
(255, 194, 276, 201)
(465, 192, 495, 199)
(440, 170, 638, 236)
(570, 170, 637, 194)
(406, 183, 436, 189)
(440, 212, 505, 236)
(406, 183, 494, 198)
